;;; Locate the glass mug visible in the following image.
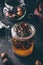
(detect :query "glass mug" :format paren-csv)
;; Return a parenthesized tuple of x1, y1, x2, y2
(11, 22, 36, 57)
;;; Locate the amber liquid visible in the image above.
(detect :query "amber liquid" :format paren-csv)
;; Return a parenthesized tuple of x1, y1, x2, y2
(12, 37, 34, 57)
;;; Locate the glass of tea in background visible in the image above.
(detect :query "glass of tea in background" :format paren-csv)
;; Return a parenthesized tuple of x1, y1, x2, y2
(3, 0, 26, 22)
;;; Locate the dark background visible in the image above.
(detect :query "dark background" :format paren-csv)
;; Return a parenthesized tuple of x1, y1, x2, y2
(0, 0, 43, 65)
